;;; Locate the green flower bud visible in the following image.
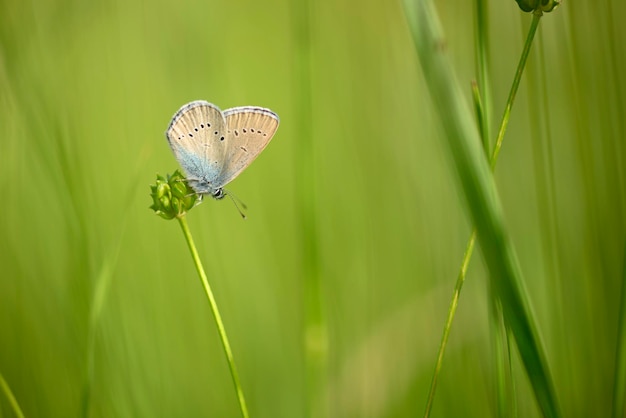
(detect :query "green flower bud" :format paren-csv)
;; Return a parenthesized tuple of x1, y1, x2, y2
(149, 170, 199, 219)
(515, 0, 561, 13)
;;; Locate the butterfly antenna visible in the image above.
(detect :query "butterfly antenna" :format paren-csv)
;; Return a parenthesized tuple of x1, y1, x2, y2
(224, 189, 247, 219)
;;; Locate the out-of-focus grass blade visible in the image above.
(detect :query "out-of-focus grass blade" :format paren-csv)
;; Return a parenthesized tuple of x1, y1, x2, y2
(81, 179, 137, 418)
(81, 238, 122, 418)
(474, 0, 492, 153)
(613, 242, 626, 418)
(291, 0, 327, 416)
(81, 171, 141, 417)
(403, 1, 560, 417)
(0, 371, 25, 418)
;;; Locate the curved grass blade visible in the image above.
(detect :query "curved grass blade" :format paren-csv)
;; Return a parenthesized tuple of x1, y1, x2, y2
(403, 1, 560, 417)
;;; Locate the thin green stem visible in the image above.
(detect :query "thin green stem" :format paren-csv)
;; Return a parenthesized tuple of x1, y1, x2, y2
(492, 298, 507, 418)
(423, 231, 476, 417)
(475, 0, 492, 153)
(178, 216, 249, 418)
(0, 371, 25, 418)
(492, 10, 542, 170)
(423, 10, 543, 418)
(471, 81, 488, 159)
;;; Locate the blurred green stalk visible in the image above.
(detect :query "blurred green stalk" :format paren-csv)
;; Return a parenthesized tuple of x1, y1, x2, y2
(178, 217, 249, 418)
(423, 9, 542, 418)
(423, 231, 476, 417)
(403, 1, 559, 417)
(291, 0, 327, 416)
(491, 12, 542, 171)
(82, 242, 123, 418)
(474, 0, 492, 154)
(0, 371, 25, 418)
(613, 242, 626, 418)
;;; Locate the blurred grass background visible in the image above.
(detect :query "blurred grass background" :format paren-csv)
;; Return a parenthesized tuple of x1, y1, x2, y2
(0, 0, 624, 417)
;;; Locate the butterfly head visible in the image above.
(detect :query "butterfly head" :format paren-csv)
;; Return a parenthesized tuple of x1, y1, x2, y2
(185, 177, 224, 199)
(185, 177, 246, 217)
(211, 188, 225, 200)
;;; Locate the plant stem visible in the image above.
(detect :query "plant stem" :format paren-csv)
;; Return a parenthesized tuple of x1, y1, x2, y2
(423, 231, 476, 417)
(423, 9, 543, 418)
(178, 216, 249, 418)
(474, 0, 492, 153)
(491, 11, 542, 170)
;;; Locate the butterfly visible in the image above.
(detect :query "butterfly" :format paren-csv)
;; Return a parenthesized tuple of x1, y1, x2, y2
(165, 100, 279, 200)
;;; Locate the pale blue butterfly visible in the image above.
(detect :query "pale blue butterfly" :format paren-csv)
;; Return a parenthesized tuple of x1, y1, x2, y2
(166, 100, 279, 200)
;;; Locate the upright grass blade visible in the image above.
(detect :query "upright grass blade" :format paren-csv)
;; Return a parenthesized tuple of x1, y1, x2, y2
(613, 241, 626, 418)
(474, 0, 492, 153)
(403, 1, 560, 417)
(82, 175, 140, 418)
(423, 7, 543, 417)
(291, 0, 327, 416)
(81, 232, 124, 418)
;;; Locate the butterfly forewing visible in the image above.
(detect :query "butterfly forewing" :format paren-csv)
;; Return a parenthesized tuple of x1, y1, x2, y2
(216, 106, 279, 186)
(166, 101, 230, 189)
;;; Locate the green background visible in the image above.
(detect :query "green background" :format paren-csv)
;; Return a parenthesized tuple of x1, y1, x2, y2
(0, 0, 624, 417)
